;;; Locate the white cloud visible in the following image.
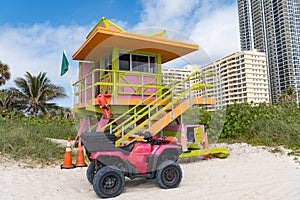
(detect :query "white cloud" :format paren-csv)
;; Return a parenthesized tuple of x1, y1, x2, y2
(136, 0, 200, 32)
(134, 0, 240, 66)
(190, 2, 240, 63)
(0, 23, 93, 107)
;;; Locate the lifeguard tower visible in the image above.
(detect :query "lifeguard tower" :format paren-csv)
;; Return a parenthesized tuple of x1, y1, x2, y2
(72, 18, 229, 158)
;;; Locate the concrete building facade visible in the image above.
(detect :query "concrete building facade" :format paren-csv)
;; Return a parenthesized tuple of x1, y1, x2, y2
(202, 49, 270, 110)
(237, 0, 300, 103)
(161, 66, 203, 98)
(162, 50, 270, 110)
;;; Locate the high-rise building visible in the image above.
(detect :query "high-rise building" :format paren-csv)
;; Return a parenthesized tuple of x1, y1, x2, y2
(161, 67, 190, 93)
(162, 50, 270, 111)
(202, 49, 270, 110)
(161, 66, 204, 98)
(237, 0, 300, 103)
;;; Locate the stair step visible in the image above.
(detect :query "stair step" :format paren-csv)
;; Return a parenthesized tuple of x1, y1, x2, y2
(118, 99, 190, 140)
(165, 103, 179, 111)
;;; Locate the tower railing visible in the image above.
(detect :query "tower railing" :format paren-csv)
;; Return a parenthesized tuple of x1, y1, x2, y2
(73, 69, 169, 106)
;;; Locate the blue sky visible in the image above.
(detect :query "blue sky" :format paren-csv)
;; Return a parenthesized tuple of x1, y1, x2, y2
(0, 0, 142, 27)
(0, 0, 239, 108)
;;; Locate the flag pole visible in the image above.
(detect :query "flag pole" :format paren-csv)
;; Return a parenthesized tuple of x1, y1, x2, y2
(67, 66, 74, 94)
(61, 50, 75, 104)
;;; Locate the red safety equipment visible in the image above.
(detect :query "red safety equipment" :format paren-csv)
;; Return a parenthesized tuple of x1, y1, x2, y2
(75, 138, 87, 167)
(97, 94, 112, 119)
(61, 137, 75, 169)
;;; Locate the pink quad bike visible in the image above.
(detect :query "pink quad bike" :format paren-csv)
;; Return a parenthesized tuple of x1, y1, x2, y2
(80, 131, 183, 199)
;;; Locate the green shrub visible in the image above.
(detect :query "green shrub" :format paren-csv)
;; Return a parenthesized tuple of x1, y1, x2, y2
(0, 114, 76, 165)
(208, 102, 300, 148)
(248, 119, 300, 148)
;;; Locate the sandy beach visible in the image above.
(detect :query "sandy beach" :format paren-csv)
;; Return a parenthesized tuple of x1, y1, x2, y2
(1, 143, 300, 200)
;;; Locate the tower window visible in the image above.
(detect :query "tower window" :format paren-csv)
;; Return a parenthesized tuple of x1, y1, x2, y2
(118, 52, 156, 73)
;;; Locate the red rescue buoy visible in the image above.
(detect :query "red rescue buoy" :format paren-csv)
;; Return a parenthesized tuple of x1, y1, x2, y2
(97, 94, 112, 119)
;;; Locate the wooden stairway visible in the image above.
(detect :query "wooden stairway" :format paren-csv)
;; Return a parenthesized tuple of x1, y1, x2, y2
(101, 71, 214, 146)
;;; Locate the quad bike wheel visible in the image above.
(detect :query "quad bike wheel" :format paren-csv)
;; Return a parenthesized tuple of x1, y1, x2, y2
(93, 166, 125, 198)
(86, 162, 96, 184)
(156, 160, 182, 189)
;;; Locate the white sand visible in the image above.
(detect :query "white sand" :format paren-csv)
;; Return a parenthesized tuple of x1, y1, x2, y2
(1, 143, 300, 200)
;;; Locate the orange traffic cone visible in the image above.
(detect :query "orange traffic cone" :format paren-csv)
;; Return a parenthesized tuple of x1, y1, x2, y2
(75, 138, 87, 167)
(61, 137, 75, 169)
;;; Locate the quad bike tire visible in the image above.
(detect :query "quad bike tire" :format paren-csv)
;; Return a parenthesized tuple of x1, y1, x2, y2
(93, 166, 125, 198)
(156, 160, 182, 189)
(86, 162, 95, 184)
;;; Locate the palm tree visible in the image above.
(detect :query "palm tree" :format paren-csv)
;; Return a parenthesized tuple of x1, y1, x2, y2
(279, 86, 297, 102)
(45, 107, 73, 120)
(0, 61, 11, 86)
(0, 89, 26, 117)
(0, 89, 15, 110)
(13, 71, 68, 117)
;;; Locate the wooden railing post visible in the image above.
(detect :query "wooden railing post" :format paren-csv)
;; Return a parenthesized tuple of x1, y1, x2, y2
(188, 77, 192, 105)
(141, 74, 144, 102)
(204, 73, 208, 104)
(122, 125, 124, 146)
(171, 91, 174, 119)
(92, 73, 95, 105)
(85, 78, 88, 106)
(113, 71, 117, 104)
(148, 106, 151, 130)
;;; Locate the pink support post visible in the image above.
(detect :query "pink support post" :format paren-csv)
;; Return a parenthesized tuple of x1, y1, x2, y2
(75, 117, 89, 142)
(96, 115, 110, 132)
(180, 125, 188, 152)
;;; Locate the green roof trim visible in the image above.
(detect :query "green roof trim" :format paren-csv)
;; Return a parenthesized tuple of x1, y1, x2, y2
(86, 17, 125, 39)
(149, 30, 166, 39)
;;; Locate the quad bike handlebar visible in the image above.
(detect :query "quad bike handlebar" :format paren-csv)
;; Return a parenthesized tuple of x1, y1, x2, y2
(143, 131, 178, 145)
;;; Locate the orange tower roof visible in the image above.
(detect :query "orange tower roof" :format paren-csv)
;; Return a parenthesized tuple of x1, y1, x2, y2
(72, 18, 198, 63)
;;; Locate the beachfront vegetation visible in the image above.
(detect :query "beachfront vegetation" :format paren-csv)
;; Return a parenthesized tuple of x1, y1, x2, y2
(194, 102, 300, 149)
(279, 87, 297, 103)
(13, 71, 68, 117)
(0, 70, 73, 165)
(0, 71, 68, 118)
(1, 101, 300, 165)
(0, 61, 11, 86)
(0, 113, 76, 165)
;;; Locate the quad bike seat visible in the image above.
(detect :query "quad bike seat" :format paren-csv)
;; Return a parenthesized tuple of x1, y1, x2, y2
(118, 141, 139, 155)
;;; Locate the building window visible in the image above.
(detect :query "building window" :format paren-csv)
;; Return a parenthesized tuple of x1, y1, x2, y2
(150, 57, 156, 73)
(132, 54, 148, 72)
(119, 52, 156, 73)
(104, 54, 112, 71)
(119, 53, 130, 71)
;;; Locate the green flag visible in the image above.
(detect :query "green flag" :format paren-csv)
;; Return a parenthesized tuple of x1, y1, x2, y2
(61, 51, 69, 76)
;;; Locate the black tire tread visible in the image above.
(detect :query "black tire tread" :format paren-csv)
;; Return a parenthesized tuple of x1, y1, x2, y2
(86, 162, 95, 185)
(93, 166, 125, 198)
(156, 160, 182, 189)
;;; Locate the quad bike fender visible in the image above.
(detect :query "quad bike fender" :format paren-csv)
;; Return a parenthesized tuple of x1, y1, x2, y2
(147, 145, 182, 173)
(152, 144, 182, 156)
(131, 142, 152, 154)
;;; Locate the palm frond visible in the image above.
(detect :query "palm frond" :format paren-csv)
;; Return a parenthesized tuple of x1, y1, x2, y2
(13, 71, 68, 117)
